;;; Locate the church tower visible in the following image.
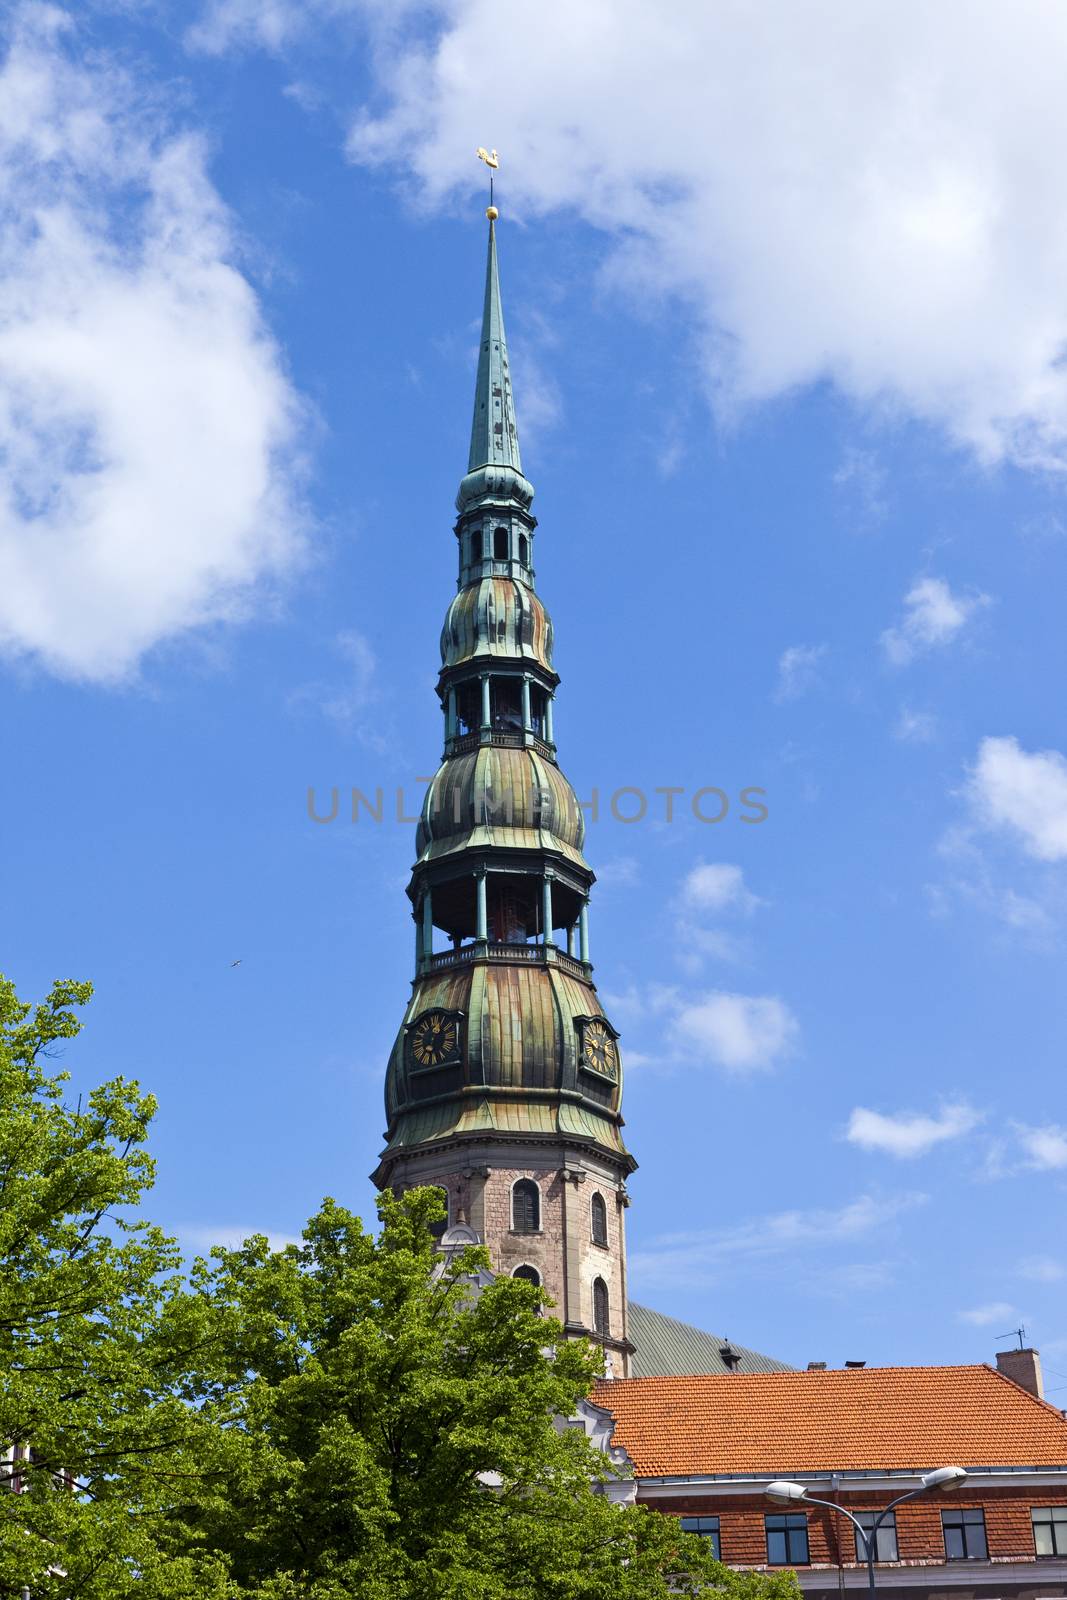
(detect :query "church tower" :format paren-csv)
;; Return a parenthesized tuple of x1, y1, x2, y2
(373, 211, 635, 1376)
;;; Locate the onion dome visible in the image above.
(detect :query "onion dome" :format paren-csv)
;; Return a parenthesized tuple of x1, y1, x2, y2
(416, 745, 587, 869)
(440, 577, 554, 674)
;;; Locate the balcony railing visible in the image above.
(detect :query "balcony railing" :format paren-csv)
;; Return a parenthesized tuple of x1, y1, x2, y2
(424, 942, 590, 980)
(447, 730, 555, 761)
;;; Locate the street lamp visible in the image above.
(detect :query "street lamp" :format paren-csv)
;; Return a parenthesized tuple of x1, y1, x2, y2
(765, 1466, 966, 1596)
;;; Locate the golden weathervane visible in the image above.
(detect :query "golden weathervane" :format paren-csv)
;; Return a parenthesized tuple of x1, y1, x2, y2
(476, 146, 500, 219)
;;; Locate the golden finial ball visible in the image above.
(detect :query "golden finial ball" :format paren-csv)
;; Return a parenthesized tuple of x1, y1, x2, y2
(486, 205, 499, 220)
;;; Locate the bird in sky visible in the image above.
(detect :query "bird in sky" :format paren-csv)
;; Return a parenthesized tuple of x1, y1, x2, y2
(230, 959, 242, 967)
(476, 147, 499, 169)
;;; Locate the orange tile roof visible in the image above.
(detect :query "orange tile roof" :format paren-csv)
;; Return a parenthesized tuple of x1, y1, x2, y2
(593, 1365, 1067, 1478)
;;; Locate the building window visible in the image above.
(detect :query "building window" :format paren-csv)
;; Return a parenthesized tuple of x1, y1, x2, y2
(512, 1263, 541, 1285)
(592, 1276, 609, 1336)
(941, 1509, 987, 1561)
(1032, 1507, 1067, 1557)
(469, 530, 483, 566)
(511, 1179, 540, 1233)
(493, 525, 509, 560)
(591, 1192, 608, 1247)
(680, 1517, 720, 1560)
(519, 532, 529, 566)
(426, 1186, 449, 1239)
(853, 1512, 898, 1562)
(766, 1513, 809, 1566)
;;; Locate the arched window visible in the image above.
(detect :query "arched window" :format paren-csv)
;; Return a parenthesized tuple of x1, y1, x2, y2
(469, 530, 483, 567)
(592, 1277, 609, 1336)
(591, 1192, 608, 1247)
(493, 525, 509, 561)
(512, 1178, 540, 1233)
(426, 1185, 449, 1238)
(519, 532, 529, 566)
(512, 1263, 541, 1285)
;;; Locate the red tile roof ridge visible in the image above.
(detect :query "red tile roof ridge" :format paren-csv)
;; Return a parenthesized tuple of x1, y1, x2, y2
(983, 1360, 1067, 1420)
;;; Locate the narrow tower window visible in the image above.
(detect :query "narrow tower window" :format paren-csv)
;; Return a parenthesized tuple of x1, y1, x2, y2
(591, 1192, 608, 1247)
(426, 1186, 449, 1238)
(512, 1264, 541, 1285)
(519, 532, 529, 566)
(493, 525, 509, 561)
(512, 1178, 540, 1233)
(469, 530, 483, 567)
(592, 1276, 609, 1336)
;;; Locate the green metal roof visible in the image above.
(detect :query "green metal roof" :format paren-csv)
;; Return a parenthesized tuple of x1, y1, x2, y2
(468, 221, 522, 475)
(628, 1301, 794, 1379)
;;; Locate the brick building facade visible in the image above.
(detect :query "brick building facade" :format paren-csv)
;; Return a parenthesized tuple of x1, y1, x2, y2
(594, 1350, 1067, 1600)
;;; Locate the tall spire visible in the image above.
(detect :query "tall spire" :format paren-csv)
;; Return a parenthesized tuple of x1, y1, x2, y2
(468, 220, 523, 475)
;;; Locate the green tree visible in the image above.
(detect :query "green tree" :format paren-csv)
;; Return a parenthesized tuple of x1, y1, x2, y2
(0, 974, 224, 1599)
(169, 1187, 801, 1600)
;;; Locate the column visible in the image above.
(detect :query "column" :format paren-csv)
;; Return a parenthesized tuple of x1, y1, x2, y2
(567, 923, 576, 958)
(446, 686, 457, 741)
(521, 675, 532, 733)
(579, 899, 589, 964)
(545, 694, 554, 745)
(476, 870, 488, 944)
(414, 909, 422, 971)
(421, 889, 434, 965)
(542, 876, 554, 947)
(480, 674, 491, 731)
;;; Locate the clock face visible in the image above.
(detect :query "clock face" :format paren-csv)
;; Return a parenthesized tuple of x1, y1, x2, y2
(410, 1010, 459, 1069)
(582, 1019, 618, 1080)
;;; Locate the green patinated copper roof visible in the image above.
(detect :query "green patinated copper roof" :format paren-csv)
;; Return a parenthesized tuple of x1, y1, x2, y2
(382, 961, 626, 1157)
(441, 578, 554, 675)
(627, 1303, 794, 1379)
(468, 221, 522, 475)
(417, 745, 587, 866)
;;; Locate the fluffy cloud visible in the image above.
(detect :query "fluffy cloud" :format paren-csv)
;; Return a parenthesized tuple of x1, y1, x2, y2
(1018, 1255, 1064, 1283)
(332, 0, 1067, 471)
(775, 644, 827, 703)
(846, 1102, 982, 1159)
(881, 577, 989, 666)
(1014, 1121, 1067, 1171)
(0, 5, 307, 683)
(669, 989, 798, 1073)
(679, 862, 759, 916)
(967, 736, 1067, 862)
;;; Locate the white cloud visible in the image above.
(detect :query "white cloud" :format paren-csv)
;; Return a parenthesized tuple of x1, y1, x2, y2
(1014, 1121, 1067, 1171)
(958, 1301, 1018, 1327)
(630, 1191, 927, 1289)
(967, 736, 1067, 862)
(895, 706, 938, 744)
(1018, 1255, 1064, 1283)
(680, 862, 759, 916)
(775, 644, 827, 703)
(846, 1101, 982, 1159)
(669, 989, 798, 1074)
(0, 5, 307, 683)
(881, 577, 989, 666)
(332, 0, 1067, 473)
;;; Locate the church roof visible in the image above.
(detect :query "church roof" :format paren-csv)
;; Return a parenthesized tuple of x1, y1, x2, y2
(594, 1363, 1067, 1478)
(628, 1301, 793, 1379)
(468, 219, 522, 475)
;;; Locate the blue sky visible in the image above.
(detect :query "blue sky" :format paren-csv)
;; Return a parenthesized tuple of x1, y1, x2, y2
(3, 0, 1067, 1380)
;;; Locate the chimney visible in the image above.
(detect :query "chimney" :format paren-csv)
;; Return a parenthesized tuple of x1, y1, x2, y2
(996, 1347, 1044, 1400)
(807, 1361, 827, 1371)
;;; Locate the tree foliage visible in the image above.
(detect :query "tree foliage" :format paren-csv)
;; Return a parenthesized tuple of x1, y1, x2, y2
(0, 974, 800, 1600)
(167, 1189, 799, 1600)
(0, 974, 222, 1599)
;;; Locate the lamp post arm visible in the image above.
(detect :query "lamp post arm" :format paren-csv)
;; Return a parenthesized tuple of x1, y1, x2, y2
(794, 1496, 874, 1594)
